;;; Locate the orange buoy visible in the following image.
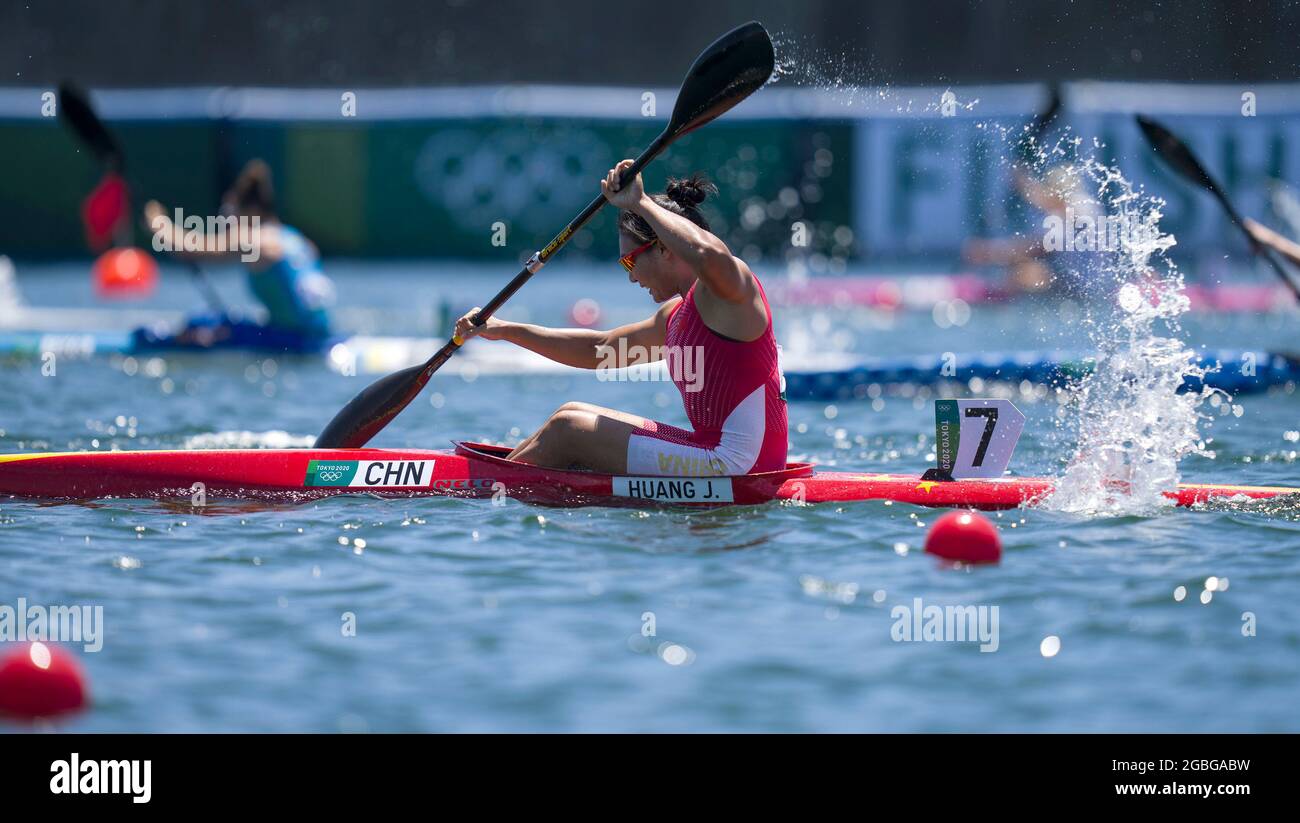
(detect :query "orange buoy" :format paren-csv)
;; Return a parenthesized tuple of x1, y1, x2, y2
(93, 247, 159, 298)
(924, 510, 1002, 563)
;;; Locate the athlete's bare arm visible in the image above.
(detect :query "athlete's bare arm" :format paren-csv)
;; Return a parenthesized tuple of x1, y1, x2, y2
(1245, 218, 1300, 268)
(453, 299, 679, 370)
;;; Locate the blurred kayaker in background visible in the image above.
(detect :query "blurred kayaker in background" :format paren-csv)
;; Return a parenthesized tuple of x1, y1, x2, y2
(141, 159, 336, 351)
(963, 165, 1103, 297)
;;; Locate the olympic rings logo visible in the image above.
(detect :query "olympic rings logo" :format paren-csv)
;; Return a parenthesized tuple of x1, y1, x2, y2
(315, 470, 346, 482)
(414, 127, 613, 233)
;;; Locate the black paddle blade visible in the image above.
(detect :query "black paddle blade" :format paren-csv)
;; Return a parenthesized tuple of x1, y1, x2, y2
(666, 21, 774, 138)
(1028, 84, 1062, 141)
(1137, 113, 1300, 303)
(1136, 114, 1221, 197)
(315, 360, 438, 449)
(57, 82, 124, 170)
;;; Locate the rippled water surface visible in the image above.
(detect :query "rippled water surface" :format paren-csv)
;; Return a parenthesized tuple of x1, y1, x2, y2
(2, 262, 1298, 731)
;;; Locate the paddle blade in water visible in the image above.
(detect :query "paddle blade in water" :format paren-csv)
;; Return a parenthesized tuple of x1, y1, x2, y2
(667, 21, 774, 138)
(57, 82, 124, 170)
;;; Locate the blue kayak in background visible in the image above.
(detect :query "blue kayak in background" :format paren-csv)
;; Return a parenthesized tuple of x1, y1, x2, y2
(129, 314, 335, 355)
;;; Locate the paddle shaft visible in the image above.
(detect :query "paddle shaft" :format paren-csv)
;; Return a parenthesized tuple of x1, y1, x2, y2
(437, 133, 669, 367)
(471, 134, 669, 330)
(1202, 179, 1300, 301)
(185, 262, 230, 318)
(1138, 113, 1300, 302)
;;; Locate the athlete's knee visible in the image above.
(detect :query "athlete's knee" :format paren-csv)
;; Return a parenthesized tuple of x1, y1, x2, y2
(545, 402, 601, 435)
(542, 407, 590, 436)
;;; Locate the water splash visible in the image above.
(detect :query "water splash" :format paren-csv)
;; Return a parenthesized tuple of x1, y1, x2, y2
(1035, 159, 1226, 516)
(768, 32, 977, 115)
(768, 31, 879, 106)
(763, 37, 1228, 515)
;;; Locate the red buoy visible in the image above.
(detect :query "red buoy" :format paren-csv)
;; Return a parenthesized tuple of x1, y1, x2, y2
(93, 247, 159, 298)
(0, 642, 89, 720)
(924, 510, 1002, 563)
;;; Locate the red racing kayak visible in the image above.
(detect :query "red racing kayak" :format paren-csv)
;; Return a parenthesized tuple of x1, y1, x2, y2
(1, 443, 1296, 510)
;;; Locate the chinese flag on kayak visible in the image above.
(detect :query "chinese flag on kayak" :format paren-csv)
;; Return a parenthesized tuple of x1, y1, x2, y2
(81, 172, 129, 251)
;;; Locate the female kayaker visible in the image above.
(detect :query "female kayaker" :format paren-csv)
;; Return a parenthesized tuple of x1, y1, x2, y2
(142, 159, 335, 350)
(455, 159, 787, 476)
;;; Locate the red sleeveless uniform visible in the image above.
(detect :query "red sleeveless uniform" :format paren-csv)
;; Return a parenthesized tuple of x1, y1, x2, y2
(626, 277, 787, 476)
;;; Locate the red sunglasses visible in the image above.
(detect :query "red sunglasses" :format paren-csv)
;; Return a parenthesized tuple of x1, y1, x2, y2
(619, 239, 657, 272)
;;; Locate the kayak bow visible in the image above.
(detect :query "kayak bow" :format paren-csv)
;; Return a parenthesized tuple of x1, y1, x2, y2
(1, 443, 1295, 510)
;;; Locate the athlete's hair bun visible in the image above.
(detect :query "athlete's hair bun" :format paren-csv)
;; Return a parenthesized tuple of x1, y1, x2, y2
(665, 173, 718, 208)
(620, 172, 717, 240)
